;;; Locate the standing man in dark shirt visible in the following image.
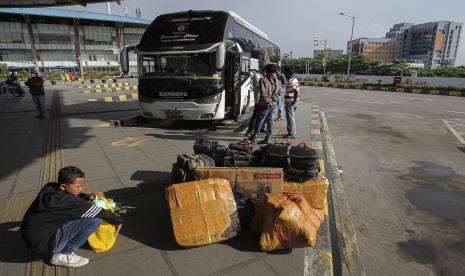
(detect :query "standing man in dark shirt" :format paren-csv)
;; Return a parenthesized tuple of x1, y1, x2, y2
(25, 71, 46, 118)
(20, 166, 123, 268)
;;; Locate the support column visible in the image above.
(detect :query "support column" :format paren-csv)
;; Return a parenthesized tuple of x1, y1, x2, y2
(74, 19, 84, 78)
(115, 22, 125, 73)
(24, 14, 39, 72)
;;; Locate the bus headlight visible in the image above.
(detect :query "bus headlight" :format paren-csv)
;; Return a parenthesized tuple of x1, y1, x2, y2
(196, 93, 221, 104)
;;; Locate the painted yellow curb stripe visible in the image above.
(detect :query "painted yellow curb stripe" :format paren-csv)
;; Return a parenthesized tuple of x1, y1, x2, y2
(118, 95, 127, 102)
(311, 129, 321, 135)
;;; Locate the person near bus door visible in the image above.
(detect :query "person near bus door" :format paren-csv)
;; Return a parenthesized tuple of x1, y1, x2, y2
(283, 66, 300, 139)
(248, 64, 284, 144)
(274, 66, 288, 121)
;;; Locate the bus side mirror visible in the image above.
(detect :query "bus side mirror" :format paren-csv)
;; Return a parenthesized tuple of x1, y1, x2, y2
(120, 46, 135, 74)
(216, 42, 225, 71)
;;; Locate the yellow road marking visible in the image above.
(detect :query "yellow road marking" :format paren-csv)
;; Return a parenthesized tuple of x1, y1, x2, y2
(311, 129, 321, 135)
(325, 252, 333, 274)
(118, 95, 128, 102)
(133, 86, 138, 90)
(95, 89, 102, 93)
(84, 90, 91, 93)
(312, 141, 323, 150)
(103, 96, 113, 102)
(311, 119, 320, 126)
(132, 93, 139, 100)
(111, 137, 146, 147)
(116, 87, 122, 91)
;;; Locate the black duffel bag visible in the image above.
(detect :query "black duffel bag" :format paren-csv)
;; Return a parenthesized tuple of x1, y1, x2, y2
(171, 153, 215, 184)
(193, 139, 219, 156)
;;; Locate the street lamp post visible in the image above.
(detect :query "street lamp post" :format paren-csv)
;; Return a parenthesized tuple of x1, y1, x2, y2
(339, 12, 356, 79)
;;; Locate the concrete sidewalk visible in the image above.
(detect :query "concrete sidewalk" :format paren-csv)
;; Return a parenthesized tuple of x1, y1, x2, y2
(0, 83, 334, 276)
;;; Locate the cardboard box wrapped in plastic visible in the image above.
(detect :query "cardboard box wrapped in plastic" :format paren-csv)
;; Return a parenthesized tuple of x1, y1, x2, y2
(166, 178, 241, 247)
(195, 167, 283, 200)
(282, 177, 329, 210)
(259, 193, 324, 251)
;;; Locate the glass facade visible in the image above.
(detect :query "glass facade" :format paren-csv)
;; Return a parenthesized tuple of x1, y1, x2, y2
(0, 12, 147, 71)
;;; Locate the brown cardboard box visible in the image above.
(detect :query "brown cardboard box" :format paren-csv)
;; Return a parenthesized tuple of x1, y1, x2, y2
(196, 167, 283, 201)
(259, 193, 325, 251)
(282, 177, 329, 210)
(166, 178, 240, 247)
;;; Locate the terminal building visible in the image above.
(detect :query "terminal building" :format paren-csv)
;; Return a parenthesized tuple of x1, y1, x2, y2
(349, 21, 463, 69)
(0, 8, 150, 74)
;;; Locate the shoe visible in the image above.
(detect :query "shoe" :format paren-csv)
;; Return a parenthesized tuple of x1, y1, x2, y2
(50, 252, 89, 268)
(258, 138, 270, 144)
(287, 134, 296, 139)
(248, 136, 256, 143)
(244, 131, 253, 137)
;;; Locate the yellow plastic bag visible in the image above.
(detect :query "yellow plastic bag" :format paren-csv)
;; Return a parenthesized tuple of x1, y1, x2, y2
(87, 197, 118, 253)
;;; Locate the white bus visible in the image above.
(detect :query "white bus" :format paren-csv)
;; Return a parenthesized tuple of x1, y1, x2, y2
(121, 10, 280, 121)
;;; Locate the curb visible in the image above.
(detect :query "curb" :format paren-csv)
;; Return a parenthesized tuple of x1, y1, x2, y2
(321, 112, 366, 276)
(302, 81, 465, 97)
(82, 86, 138, 93)
(87, 93, 139, 103)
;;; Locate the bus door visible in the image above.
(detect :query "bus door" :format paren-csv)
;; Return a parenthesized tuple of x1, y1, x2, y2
(224, 52, 240, 117)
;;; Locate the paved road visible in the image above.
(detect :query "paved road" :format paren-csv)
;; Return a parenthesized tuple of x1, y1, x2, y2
(0, 82, 332, 276)
(302, 86, 465, 276)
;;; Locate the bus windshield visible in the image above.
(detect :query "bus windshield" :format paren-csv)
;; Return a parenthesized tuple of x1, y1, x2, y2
(141, 53, 220, 79)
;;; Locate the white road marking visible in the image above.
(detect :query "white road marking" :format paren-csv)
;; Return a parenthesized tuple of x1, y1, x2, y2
(333, 98, 383, 105)
(383, 94, 432, 101)
(442, 110, 465, 115)
(443, 119, 465, 145)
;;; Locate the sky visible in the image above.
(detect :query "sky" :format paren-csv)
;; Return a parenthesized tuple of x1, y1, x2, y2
(69, 0, 465, 65)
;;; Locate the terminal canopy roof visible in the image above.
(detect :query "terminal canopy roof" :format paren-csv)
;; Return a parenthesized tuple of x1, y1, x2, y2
(0, 0, 120, 8)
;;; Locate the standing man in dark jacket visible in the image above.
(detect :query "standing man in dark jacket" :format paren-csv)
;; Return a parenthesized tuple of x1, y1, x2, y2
(248, 64, 284, 144)
(20, 166, 123, 268)
(25, 71, 46, 118)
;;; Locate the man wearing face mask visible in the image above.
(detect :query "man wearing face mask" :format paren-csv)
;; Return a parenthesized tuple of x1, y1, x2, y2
(25, 71, 46, 119)
(248, 64, 284, 144)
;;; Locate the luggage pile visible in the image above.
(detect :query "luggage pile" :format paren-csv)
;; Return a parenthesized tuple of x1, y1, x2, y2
(166, 138, 329, 251)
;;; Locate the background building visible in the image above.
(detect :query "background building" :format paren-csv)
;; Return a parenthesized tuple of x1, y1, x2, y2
(406, 21, 462, 69)
(385, 22, 414, 59)
(350, 21, 463, 69)
(0, 8, 149, 74)
(313, 49, 344, 58)
(348, 38, 396, 61)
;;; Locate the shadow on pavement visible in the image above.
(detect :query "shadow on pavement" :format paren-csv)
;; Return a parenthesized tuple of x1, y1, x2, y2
(0, 221, 41, 263)
(105, 170, 265, 253)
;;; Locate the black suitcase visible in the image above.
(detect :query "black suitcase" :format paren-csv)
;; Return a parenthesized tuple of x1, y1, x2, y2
(263, 144, 290, 168)
(193, 139, 218, 156)
(171, 154, 215, 184)
(286, 144, 320, 180)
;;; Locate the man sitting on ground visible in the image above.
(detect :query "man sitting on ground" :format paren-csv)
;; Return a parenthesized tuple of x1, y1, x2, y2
(20, 166, 123, 268)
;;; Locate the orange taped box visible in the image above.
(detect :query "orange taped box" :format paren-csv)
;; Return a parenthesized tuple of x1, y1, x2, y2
(282, 177, 329, 210)
(259, 193, 325, 251)
(196, 167, 283, 201)
(166, 178, 241, 247)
